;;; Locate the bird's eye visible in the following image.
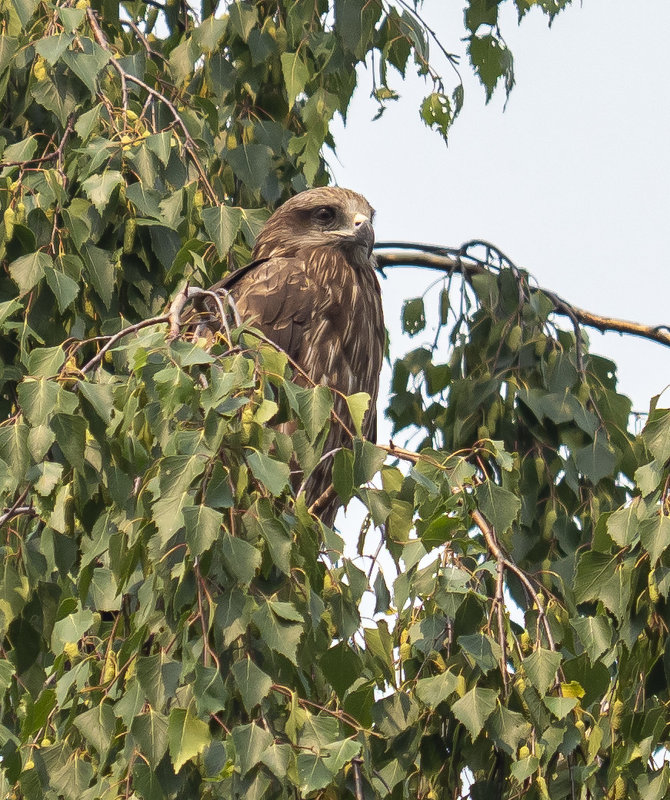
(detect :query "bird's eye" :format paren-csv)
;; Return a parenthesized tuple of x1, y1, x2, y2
(313, 206, 335, 224)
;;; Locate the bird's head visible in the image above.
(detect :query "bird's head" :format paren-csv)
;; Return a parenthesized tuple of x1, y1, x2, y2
(252, 187, 375, 263)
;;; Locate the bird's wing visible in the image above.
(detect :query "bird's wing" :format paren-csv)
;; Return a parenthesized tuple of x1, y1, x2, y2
(209, 256, 314, 360)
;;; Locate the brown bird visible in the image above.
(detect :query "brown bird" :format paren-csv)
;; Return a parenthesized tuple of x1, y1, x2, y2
(201, 187, 385, 526)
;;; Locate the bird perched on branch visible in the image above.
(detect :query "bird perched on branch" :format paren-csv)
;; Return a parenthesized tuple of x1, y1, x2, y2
(198, 187, 385, 527)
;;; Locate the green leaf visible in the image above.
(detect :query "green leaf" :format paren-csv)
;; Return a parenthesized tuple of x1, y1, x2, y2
(252, 601, 302, 665)
(642, 408, 670, 464)
(82, 170, 123, 213)
(0, 422, 29, 481)
(11, 0, 38, 28)
(73, 703, 115, 759)
(635, 459, 664, 495)
(78, 381, 113, 424)
(193, 15, 228, 52)
(523, 647, 561, 695)
(152, 455, 207, 544)
(201, 205, 242, 258)
(335, 0, 382, 59)
(227, 144, 273, 192)
(372, 691, 419, 737)
(260, 743, 293, 779)
(353, 438, 386, 485)
(35, 33, 74, 65)
(240, 207, 271, 246)
(61, 41, 109, 94)
(27, 345, 65, 377)
(89, 567, 121, 611)
(145, 131, 172, 166)
(31, 74, 76, 125)
(544, 695, 578, 719)
(323, 738, 361, 772)
(607, 499, 640, 547)
(246, 450, 290, 496)
(8, 250, 51, 294)
(452, 687, 498, 739)
(58, 6, 85, 30)
(333, 447, 355, 503)
(401, 297, 426, 336)
(44, 266, 79, 311)
(281, 51, 310, 107)
(183, 504, 223, 556)
(465, 0, 499, 33)
(50, 412, 86, 473)
(420, 92, 453, 138)
(126, 182, 162, 219)
(345, 392, 370, 437)
(510, 755, 541, 783)
(231, 658, 273, 713)
(415, 670, 460, 709)
(231, 722, 273, 776)
(574, 437, 617, 484)
(0, 298, 22, 328)
(486, 705, 531, 756)
(319, 642, 363, 698)
(130, 708, 168, 769)
(17, 377, 61, 426)
(82, 243, 115, 309)
(468, 33, 514, 101)
(458, 633, 502, 674)
(296, 753, 332, 794)
(574, 551, 617, 606)
(2, 135, 37, 163)
(168, 708, 211, 773)
(284, 382, 332, 440)
(228, 0, 258, 41)
(193, 664, 228, 716)
(221, 532, 261, 584)
(51, 607, 94, 652)
(0, 34, 18, 74)
(474, 480, 521, 534)
(640, 514, 670, 565)
(571, 616, 613, 663)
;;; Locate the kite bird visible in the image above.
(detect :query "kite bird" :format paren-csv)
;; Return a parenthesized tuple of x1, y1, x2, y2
(198, 187, 385, 526)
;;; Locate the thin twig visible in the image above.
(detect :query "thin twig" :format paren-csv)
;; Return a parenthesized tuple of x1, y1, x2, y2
(493, 554, 508, 693)
(375, 245, 670, 349)
(0, 488, 32, 528)
(79, 315, 169, 376)
(0, 116, 75, 169)
(471, 508, 555, 650)
(352, 758, 364, 800)
(86, 8, 218, 203)
(167, 284, 192, 340)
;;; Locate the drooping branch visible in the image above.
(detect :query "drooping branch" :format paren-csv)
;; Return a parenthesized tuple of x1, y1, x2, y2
(374, 243, 670, 349)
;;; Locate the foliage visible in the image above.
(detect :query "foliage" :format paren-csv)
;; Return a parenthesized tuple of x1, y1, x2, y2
(1, 1, 669, 800)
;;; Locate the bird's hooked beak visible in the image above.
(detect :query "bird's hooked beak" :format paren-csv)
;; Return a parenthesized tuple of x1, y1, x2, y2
(352, 212, 375, 258)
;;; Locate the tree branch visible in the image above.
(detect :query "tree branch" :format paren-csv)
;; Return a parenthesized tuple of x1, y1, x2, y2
(0, 116, 75, 169)
(375, 244, 670, 349)
(86, 9, 218, 204)
(471, 508, 556, 651)
(78, 315, 169, 376)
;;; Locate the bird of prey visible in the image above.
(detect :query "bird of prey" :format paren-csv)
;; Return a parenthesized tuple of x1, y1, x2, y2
(200, 187, 385, 526)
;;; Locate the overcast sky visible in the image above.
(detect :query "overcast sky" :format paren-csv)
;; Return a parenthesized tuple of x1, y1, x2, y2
(331, 0, 670, 432)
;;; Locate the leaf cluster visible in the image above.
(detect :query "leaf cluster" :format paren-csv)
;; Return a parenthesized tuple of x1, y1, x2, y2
(3, 1, 668, 799)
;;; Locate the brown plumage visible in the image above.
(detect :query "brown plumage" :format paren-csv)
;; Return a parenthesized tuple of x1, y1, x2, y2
(201, 187, 385, 526)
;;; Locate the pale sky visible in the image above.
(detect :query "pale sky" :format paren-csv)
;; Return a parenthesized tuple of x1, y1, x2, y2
(332, 0, 670, 430)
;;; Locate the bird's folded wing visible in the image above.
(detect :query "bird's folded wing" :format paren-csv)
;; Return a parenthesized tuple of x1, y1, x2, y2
(210, 256, 314, 360)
